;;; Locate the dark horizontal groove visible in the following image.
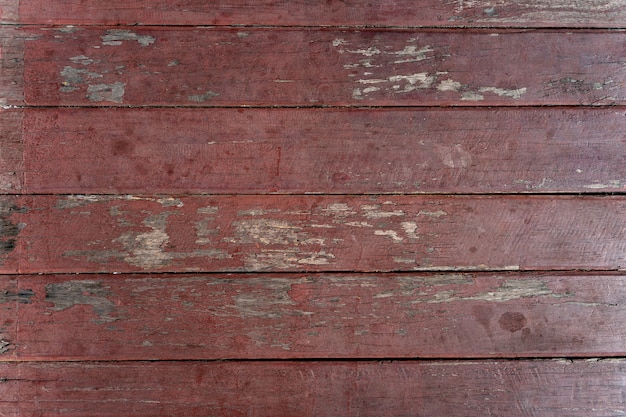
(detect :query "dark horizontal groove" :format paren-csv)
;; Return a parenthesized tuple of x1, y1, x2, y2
(4, 192, 626, 197)
(6, 356, 626, 364)
(3, 22, 626, 31)
(12, 269, 626, 277)
(10, 268, 626, 278)
(5, 103, 626, 111)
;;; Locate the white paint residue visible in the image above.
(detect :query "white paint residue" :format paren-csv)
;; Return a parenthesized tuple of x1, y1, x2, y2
(362, 87, 380, 94)
(461, 91, 485, 101)
(479, 86, 527, 99)
(102, 30, 156, 46)
(417, 210, 447, 218)
(392, 45, 434, 64)
(321, 203, 357, 217)
(437, 79, 463, 92)
(401, 222, 419, 239)
(361, 205, 405, 219)
(375, 230, 404, 243)
(389, 73, 435, 92)
(347, 46, 381, 56)
(332, 38, 347, 47)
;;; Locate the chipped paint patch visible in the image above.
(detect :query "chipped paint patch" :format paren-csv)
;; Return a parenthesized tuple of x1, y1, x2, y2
(401, 222, 419, 239)
(0, 288, 34, 304)
(479, 86, 527, 99)
(375, 229, 403, 243)
(87, 82, 125, 103)
(392, 45, 434, 64)
(437, 79, 462, 92)
(69, 55, 96, 65)
(45, 280, 118, 323)
(102, 30, 155, 47)
(426, 279, 553, 303)
(188, 90, 220, 102)
(60, 66, 102, 92)
(361, 204, 405, 219)
(244, 249, 335, 270)
(114, 213, 172, 268)
(461, 91, 485, 101)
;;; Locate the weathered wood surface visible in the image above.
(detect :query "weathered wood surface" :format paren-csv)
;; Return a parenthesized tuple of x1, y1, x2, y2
(2, 359, 626, 416)
(3, 27, 625, 107)
(6, 107, 624, 194)
(1, 195, 624, 274)
(2, 273, 626, 360)
(3, 0, 626, 27)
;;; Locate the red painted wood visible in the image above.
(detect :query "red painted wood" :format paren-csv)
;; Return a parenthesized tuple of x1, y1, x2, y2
(1, 195, 624, 274)
(5, 27, 624, 107)
(0, 28, 24, 106)
(2, 359, 625, 416)
(4, 0, 626, 28)
(0, 110, 21, 193)
(4, 272, 626, 361)
(16, 107, 626, 194)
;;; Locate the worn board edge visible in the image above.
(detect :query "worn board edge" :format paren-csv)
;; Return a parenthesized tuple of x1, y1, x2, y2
(1, 359, 626, 416)
(4, 272, 626, 360)
(4, 0, 626, 28)
(16, 106, 626, 194)
(0, 27, 24, 107)
(0, 109, 21, 192)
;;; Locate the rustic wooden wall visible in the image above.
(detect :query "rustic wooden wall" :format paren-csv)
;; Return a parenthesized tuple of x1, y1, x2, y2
(1, 0, 626, 415)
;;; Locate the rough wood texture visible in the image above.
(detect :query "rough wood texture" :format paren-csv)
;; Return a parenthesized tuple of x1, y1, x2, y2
(0, 110, 21, 192)
(2, 272, 625, 361)
(4, 0, 626, 27)
(2, 359, 626, 416)
(15, 107, 626, 194)
(0, 28, 24, 107)
(9, 27, 625, 106)
(1, 195, 624, 274)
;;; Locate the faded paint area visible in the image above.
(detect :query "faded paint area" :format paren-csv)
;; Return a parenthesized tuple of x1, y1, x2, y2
(60, 66, 102, 93)
(226, 219, 312, 245)
(0, 288, 34, 304)
(87, 82, 125, 103)
(188, 90, 220, 102)
(437, 144, 473, 168)
(426, 279, 554, 303)
(45, 280, 118, 323)
(244, 250, 335, 270)
(0, 202, 25, 263)
(61, 203, 229, 270)
(101, 30, 155, 46)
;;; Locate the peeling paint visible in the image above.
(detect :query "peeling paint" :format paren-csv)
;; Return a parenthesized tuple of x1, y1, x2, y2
(102, 30, 155, 47)
(45, 280, 118, 323)
(0, 288, 34, 304)
(401, 222, 419, 239)
(87, 82, 126, 103)
(361, 204, 405, 219)
(69, 55, 96, 65)
(244, 249, 335, 270)
(417, 210, 447, 218)
(60, 66, 102, 92)
(375, 230, 404, 243)
(392, 45, 434, 63)
(188, 90, 220, 102)
(437, 79, 463, 92)
(479, 86, 527, 99)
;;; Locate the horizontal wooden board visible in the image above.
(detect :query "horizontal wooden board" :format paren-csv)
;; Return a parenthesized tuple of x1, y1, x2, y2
(3, 0, 626, 27)
(4, 27, 625, 106)
(1, 359, 625, 416)
(9, 107, 626, 194)
(3, 272, 626, 360)
(1, 195, 624, 274)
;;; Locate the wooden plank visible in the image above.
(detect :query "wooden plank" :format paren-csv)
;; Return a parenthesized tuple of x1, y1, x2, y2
(6, 272, 626, 360)
(2, 359, 625, 416)
(0, 276, 19, 359)
(0, 110, 21, 193)
(4, 0, 626, 28)
(0, 27, 24, 107)
(8, 27, 625, 107)
(2, 195, 624, 274)
(18, 107, 626, 194)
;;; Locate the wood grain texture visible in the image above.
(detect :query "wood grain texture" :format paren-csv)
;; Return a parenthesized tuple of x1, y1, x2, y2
(5, 0, 626, 27)
(0, 110, 21, 192)
(0, 27, 24, 107)
(10, 27, 625, 107)
(3, 272, 626, 360)
(16, 107, 626, 194)
(2, 195, 624, 274)
(2, 359, 626, 416)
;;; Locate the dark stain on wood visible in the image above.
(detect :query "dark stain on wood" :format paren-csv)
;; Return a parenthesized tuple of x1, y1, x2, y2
(0, 201, 25, 263)
(0, 288, 34, 304)
(45, 280, 118, 323)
